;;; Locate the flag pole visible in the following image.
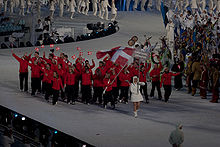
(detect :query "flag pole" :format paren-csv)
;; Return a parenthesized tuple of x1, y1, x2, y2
(102, 62, 128, 95)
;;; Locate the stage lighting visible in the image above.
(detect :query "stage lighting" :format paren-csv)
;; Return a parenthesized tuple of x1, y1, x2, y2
(14, 114, 18, 117)
(21, 117, 25, 121)
(108, 23, 113, 27)
(54, 130, 58, 134)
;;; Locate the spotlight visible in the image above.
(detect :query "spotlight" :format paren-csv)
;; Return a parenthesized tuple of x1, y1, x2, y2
(14, 114, 18, 117)
(54, 130, 58, 134)
(21, 117, 25, 121)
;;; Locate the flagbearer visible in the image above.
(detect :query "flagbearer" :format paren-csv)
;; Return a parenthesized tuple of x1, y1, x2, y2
(139, 60, 151, 103)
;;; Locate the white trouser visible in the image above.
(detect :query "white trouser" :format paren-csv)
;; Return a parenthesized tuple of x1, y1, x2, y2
(126, 0, 131, 11)
(101, 6, 108, 20)
(59, 4, 64, 17)
(141, 0, 147, 11)
(93, 1, 97, 15)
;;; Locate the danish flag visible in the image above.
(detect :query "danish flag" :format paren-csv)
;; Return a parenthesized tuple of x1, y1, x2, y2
(56, 47, 60, 51)
(77, 47, 81, 51)
(72, 55, 76, 59)
(88, 51, 92, 55)
(96, 46, 135, 66)
(41, 45, 44, 48)
(79, 52, 83, 56)
(35, 47, 39, 52)
(50, 44, 54, 48)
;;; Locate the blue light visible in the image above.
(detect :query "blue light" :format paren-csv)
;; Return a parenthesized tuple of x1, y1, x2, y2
(54, 130, 58, 134)
(104, 29, 107, 31)
(14, 114, 18, 117)
(96, 32, 99, 34)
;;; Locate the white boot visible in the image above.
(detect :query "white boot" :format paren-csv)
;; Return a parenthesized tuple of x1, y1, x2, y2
(134, 111, 137, 118)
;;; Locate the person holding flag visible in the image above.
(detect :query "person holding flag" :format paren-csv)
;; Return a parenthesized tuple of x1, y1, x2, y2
(139, 60, 151, 103)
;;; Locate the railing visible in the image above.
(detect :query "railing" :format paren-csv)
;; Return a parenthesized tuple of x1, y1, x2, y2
(0, 124, 41, 147)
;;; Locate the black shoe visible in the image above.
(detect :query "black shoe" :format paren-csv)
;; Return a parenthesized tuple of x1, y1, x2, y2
(146, 100, 149, 104)
(111, 105, 115, 110)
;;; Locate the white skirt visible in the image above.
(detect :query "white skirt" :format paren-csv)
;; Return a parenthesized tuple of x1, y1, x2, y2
(131, 93, 144, 102)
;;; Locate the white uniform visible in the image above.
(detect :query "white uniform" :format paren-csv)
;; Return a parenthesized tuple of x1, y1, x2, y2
(141, 0, 147, 11)
(84, 0, 89, 15)
(70, 0, 76, 19)
(175, 0, 184, 13)
(218, 0, 220, 13)
(200, 0, 206, 11)
(166, 21, 175, 43)
(19, 0, 25, 15)
(50, 0, 56, 18)
(130, 82, 144, 102)
(9, 0, 14, 14)
(92, 0, 98, 15)
(70, 0, 76, 12)
(126, 0, 131, 11)
(111, 1, 117, 21)
(191, 0, 198, 9)
(59, 0, 64, 17)
(101, 0, 110, 20)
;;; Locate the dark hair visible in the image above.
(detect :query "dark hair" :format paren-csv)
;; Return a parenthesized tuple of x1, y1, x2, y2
(35, 52, 39, 55)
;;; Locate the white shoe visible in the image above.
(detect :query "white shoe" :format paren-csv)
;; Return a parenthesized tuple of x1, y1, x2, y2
(134, 111, 137, 118)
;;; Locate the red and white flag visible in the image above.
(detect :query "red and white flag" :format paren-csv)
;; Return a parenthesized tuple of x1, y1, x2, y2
(35, 47, 39, 52)
(50, 44, 54, 48)
(96, 46, 135, 66)
(72, 55, 76, 59)
(56, 47, 60, 51)
(79, 52, 83, 56)
(41, 45, 44, 48)
(77, 47, 81, 51)
(88, 51, 92, 55)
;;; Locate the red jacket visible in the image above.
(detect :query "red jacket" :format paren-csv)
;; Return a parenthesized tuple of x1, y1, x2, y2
(57, 69, 65, 80)
(139, 63, 151, 82)
(128, 65, 139, 77)
(82, 70, 93, 86)
(12, 53, 30, 73)
(41, 68, 53, 83)
(150, 62, 162, 82)
(160, 72, 180, 87)
(52, 77, 64, 90)
(111, 74, 117, 87)
(28, 63, 41, 78)
(119, 72, 131, 87)
(103, 78, 112, 92)
(64, 72, 78, 85)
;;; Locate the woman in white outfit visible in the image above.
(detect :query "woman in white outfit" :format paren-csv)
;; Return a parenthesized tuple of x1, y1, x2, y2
(59, 0, 64, 17)
(19, 0, 25, 16)
(101, 0, 110, 20)
(191, 0, 198, 13)
(92, 0, 97, 16)
(50, 0, 56, 19)
(84, 0, 89, 15)
(111, 0, 117, 21)
(69, 0, 76, 19)
(9, 0, 14, 14)
(130, 76, 145, 118)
